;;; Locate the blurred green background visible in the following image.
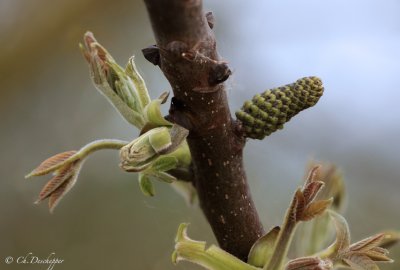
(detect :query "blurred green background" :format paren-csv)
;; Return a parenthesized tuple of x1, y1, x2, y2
(0, 0, 399, 269)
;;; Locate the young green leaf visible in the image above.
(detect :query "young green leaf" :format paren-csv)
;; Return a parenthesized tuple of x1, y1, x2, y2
(150, 171, 176, 183)
(248, 226, 280, 267)
(148, 127, 172, 153)
(149, 156, 178, 172)
(138, 173, 155, 197)
(173, 223, 260, 270)
(125, 56, 151, 108)
(120, 124, 189, 174)
(143, 92, 173, 127)
(80, 32, 148, 128)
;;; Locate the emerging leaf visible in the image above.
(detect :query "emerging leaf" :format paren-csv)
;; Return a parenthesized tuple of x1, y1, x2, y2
(143, 91, 173, 127)
(80, 32, 148, 128)
(350, 234, 385, 253)
(248, 226, 280, 267)
(364, 247, 393, 262)
(305, 162, 346, 212)
(120, 128, 163, 171)
(294, 162, 346, 257)
(320, 211, 393, 269)
(138, 173, 155, 197)
(285, 257, 333, 270)
(294, 189, 306, 222)
(149, 127, 172, 153)
(305, 165, 320, 184)
(265, 166, 333, 270)
(35, 164, 74, 203)
(28, 139, 127, 212)
(342, 254, 379, 270)
(301, 199, 333, 221)
(149, 156, 179, 172)
(151, 171, 176, 183)
(26, 150, 77, 178)
(294, 167, 331, 222)
(302, 181, 324, 205)
(120, 125, 189, 172)
(46, 161, 83, 213)
(125, 56, 151, 108)
(327, 210, 351, 256)
(173, 223, 259, 270)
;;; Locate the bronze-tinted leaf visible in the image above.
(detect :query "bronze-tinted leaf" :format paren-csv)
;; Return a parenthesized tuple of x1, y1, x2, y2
(364, 248, 393, 262)
(35, 164, 74, 203)
(48, 180, 69, 213)
(342, 254, 379, 270)
(48, 162, 82, 213)
(303, 181, 324, 204)
(305, 165, 321, 185)
(304, 162, 346, 212)
(289, 189, 303, 223)
(295, 190, 306, 221)
(285, 257, 333, 270)
(370, 247, 389, 255)
(350, 234, 385, 252)
(26, 150, 77, 177)
(301, 199, 332, 221)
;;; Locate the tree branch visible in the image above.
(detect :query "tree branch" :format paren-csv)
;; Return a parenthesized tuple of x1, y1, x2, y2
(143, 0, 264, 261)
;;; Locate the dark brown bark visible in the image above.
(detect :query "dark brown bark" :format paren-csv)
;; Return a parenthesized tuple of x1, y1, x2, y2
(143, 0, 264, 261)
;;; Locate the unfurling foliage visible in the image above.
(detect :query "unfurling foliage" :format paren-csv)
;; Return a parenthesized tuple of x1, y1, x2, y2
(26, 139, 128, 212)
(26, 31, 398, 270)
(27, 32, 193, 212)
(172, 166, 398, 270)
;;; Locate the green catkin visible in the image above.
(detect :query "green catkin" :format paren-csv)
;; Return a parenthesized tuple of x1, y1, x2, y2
(236, 76, 324, 140)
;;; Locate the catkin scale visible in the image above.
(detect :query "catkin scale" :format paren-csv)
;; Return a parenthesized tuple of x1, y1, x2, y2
(236, 76, 324, 140)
